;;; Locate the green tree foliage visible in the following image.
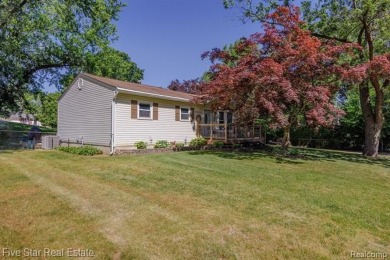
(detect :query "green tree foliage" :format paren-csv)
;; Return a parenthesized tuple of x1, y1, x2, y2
(340, 90, 364, 146)
(291, 90, 390, 151)
(39, 92, 61, 129)
(290, 90, 364, 150)
(0, 0, 126, 116)
(23, 92, 60, 129)
(60, 47, 144, 88)
(23, 92, 42, 119)
(340, 90, 390, 151)
(223, 0, 293, 22)
(302, 0, 390, 157)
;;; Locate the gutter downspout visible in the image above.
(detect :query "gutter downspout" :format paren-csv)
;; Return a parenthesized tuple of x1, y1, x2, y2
(110, 89, 119, 155)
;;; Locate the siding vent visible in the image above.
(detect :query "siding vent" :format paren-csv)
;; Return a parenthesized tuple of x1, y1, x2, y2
(77, 79, 84, 90)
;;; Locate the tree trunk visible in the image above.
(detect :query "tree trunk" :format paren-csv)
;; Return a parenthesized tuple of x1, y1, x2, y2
(359, 84, 383, 158)
(363, 122, 381, 157)
(282, 125, 291, 150)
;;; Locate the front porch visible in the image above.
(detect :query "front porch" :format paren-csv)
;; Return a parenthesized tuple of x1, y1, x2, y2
(199, 123, 265, 144)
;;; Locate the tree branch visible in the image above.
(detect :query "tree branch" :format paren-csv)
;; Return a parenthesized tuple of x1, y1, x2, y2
(370, 75, 384, 124)
(310, 32, 352, 43)
(362, 11, 374, 60)
(27, 63, 70, 75)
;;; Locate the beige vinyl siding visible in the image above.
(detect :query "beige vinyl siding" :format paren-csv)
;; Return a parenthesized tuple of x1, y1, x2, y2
(115, 93, 201, 147)
(58, 78, 113, 146)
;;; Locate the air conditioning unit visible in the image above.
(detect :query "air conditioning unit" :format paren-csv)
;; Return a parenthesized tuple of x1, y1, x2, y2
(42, 136, 60, 150)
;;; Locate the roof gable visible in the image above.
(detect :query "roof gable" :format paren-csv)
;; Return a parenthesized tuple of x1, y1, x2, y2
(59, 73, 201, 102)
(82, 73, 199, 101)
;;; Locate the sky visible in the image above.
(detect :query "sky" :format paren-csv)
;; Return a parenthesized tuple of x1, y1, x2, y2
(111, 0, 261, 88)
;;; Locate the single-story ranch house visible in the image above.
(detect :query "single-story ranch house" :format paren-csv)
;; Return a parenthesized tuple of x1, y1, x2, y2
(58, 73, 263, 154)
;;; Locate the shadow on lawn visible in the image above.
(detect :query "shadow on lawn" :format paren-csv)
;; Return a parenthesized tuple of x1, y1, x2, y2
(187, 150, 303, 164)
(187, 148, 390, 168)
(298, 148, 390, 168)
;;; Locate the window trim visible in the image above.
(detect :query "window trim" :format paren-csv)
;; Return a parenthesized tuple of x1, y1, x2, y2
(180, 106, 190, 121)
(137, 101, 153, 120)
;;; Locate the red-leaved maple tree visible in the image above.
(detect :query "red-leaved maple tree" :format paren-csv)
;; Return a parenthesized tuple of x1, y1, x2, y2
(201, 6, 359, 149)
(167, 78, 204, 94)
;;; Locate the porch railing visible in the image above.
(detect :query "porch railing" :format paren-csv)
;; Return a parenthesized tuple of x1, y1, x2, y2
(199, 123, 263, 142)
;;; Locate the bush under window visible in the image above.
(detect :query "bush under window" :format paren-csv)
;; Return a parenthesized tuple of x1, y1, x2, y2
(56, 146, 102, 156)
(154, 140, 170, 148)
(135, 141, 148, 149)
(189, 137, 207, 148)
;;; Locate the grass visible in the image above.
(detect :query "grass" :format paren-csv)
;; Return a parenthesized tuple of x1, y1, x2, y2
(0, 149, 389, 259)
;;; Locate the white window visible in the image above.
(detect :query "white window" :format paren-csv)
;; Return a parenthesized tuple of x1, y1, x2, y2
(138, 102, 152, 119)
(180, 107, 190, 121)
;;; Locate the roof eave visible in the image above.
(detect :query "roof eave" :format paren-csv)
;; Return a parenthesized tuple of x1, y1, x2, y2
(116, 87, 192, 102)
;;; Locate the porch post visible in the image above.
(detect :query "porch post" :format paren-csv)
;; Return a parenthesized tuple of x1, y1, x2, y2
(260, 125, 262, 140)
(224, 122, 228, 142)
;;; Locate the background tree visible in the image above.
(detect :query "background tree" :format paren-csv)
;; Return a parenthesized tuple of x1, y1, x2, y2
(202, 6, 356, 149)
(291, 89, 390, 151)
(223, 0, 293, 22)
(38, 92, 61, 129)
(302, 0, 390, 157)
(290, 90, 365, 150)
(60, 47, 144, 89)
(167, 79, 203, 94)
(22, 46, 143, 129)
(337, 90, 365, 148)
(223, 0, 390, 157)
(23, 92, 60, 129)
(0, 0, 126, 116)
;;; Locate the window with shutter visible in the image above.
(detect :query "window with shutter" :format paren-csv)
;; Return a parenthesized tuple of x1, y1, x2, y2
(138, 102, 152, 119)
(180, 107, 190, 121)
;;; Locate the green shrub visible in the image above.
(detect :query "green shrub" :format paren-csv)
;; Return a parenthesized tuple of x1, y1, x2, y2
(232, 143, 242, 149)
(213, 141, 224, 148)
(288, 147, 300, 156)
(154, 140, 170, 148)
(267, 146, 288, 156)
(56, 146, 102, 156)
(174, 142, 185, 151)
(135, 141, 148, 149)
(189, 137, 207, 148)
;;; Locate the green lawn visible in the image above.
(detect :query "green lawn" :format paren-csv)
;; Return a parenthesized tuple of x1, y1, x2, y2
(0, 149, 389, 259)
